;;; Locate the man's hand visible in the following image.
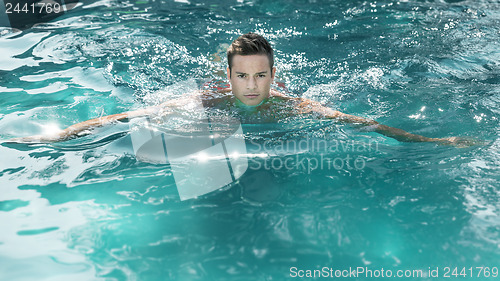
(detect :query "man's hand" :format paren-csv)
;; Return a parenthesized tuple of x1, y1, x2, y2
(436, 136, 484, 148)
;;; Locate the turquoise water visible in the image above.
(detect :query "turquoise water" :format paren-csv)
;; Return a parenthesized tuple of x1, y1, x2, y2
(1, 0, 499, 280)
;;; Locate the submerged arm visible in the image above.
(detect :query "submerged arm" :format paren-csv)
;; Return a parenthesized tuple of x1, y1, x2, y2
(298, 99, 473, 145)
(331, 111, 439, 142)
(8, 106, 163, 143)
(7, 90, 212, 144)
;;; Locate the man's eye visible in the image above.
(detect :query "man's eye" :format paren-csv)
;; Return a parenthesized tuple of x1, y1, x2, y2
(258, 74, 266, 78)
(237, 74, 245, 78)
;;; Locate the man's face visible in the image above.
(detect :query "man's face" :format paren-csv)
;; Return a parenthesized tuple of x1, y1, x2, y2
(227, 54, 275, 106)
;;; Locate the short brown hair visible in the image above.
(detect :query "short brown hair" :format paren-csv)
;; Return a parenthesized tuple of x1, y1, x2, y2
(227, 32, 274, 72)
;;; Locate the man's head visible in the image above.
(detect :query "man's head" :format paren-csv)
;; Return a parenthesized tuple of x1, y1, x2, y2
(226, 33, 276, 106)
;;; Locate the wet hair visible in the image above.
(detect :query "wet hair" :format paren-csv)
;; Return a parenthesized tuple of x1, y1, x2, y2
(227, 32, 274, 72)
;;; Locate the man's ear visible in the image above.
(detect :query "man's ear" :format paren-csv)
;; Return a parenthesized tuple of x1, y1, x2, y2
(227, 67, 231, 80)
(272, 67, 276, 79)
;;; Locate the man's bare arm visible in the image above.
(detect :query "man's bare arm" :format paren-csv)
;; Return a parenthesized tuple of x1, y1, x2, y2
(330, 111, 439, 142)
(8, 96, 190, 143)
(7, 106, 164, 143)
(297, 99, 476, 146)
(6, 90, 211, 144)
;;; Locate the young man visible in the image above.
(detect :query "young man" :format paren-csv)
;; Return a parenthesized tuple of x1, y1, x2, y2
(9, 32, 472, 146)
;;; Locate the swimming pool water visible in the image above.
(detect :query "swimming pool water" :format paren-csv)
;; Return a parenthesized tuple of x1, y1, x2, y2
(0, 0, 499, 280)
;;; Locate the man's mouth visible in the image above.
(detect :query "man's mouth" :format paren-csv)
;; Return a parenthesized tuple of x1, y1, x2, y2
(244, 94, 259, 99)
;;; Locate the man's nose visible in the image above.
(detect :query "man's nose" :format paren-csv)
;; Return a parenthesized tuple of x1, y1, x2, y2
(246, 77, 257, 89)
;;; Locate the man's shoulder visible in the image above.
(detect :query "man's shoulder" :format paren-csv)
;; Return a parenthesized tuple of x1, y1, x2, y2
(269, 90, 300, 101)
(199, 90, 232, 108)
(269, 91, 315, 106)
